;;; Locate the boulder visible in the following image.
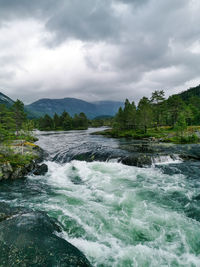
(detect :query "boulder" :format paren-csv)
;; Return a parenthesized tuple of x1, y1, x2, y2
(0, 162, 13, 180)
(0, 141, 49, 181)
(0, 203, 92, 266)
(121, 155, 152, 167)
(33, 163, 48, 176)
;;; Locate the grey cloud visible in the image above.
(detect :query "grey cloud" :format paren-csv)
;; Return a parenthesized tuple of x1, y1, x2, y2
(45, 0, 119, 44)
(0, 0, 55, 21)
(0, 0, 200, 103)
(0, 0, 121, 43)
(116, 0, 149, 6)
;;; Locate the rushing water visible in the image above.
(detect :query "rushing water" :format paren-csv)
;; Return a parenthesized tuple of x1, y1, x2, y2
(1, 128, 200, 266)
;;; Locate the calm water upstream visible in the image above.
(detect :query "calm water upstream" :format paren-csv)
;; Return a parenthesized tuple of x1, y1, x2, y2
(1, 128, 200, 266)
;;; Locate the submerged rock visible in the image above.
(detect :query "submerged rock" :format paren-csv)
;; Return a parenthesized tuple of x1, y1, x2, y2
(121, 155, 152, 167)
(0, 203, 91, 266)
(33, 163, 48, 176)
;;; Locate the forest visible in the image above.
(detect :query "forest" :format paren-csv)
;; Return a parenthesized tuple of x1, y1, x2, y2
(37, 111, 88, 131)
(108, 90, 200, 143)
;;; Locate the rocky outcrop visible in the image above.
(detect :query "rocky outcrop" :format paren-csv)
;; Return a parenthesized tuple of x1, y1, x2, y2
(0, 141, 48, 181)
(0, 202, 92, 266)
(121, 155, 152, 167)
(0, 161, 48, 181)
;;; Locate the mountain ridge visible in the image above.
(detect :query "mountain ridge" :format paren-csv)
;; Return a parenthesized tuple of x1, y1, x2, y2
(2, 83, 200, 119)
(0, 92, 15, 106)
(26, 97, 124, 119)
(176, 84, 200, 102)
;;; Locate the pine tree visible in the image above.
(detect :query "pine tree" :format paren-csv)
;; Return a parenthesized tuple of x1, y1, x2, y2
(151, 90, 165, 128)
(137, 97, 153, 133)
(12, 99, 26, 135)
(61, 111, 72, 130)
(0, 104, 15, 140)
(167, 95, 186, 126)
(174, 113, 187, 138)
(39, 114, 53, 130)
(114, 107, 125, 130)
(123, 99, 137, 129)
(53, 113, 61, 130)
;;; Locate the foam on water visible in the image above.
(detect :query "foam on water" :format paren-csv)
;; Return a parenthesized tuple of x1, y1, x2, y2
(27, 160, 200, 266)
(152, 154, 182, 165)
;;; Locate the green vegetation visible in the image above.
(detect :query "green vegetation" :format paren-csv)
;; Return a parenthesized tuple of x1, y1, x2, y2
(0, 150, 37, 167)
(96, 90, 200, 144)
(0, 100, 38, 170)
(0, 100, 36, 142)
(36, 111, 89, 131)
(89, 116, 113, 128)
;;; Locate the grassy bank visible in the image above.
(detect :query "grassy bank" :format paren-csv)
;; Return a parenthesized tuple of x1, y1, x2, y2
(0, 133, 43, 180)
(92, 126, 200, 144)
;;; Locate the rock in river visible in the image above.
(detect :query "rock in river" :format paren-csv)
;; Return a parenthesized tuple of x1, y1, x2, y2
(33, 163, 48, 176)
(0, 203, 92, 266)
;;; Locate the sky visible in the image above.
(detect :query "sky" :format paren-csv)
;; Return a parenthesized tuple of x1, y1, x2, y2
(0, 0, 200, 104)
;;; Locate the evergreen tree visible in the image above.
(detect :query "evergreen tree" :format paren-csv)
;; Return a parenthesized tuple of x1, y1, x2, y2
(137, 97, 153, 133)
(151, 90, 165, 128)
(12, 99, 26, 135)
(174, 113, 187, 137)
(39, 114, 53, 130)
(0, 104, 15, 132)
(61, 111, 72, 130)
(72, 113, 88, 129)
(78, 112, 88, 129)
(114, 107, 125, 130)
(53, 113, 61, 130)
(188, 96, 200, 125)
(123, 99, 137, 129)
(0, 104, 15, 141)
(166, 95, 186, 126)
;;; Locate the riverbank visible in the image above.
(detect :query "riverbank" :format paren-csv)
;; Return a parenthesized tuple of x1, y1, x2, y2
(0, 140, 48, 181)
(92, 126, 200, 144)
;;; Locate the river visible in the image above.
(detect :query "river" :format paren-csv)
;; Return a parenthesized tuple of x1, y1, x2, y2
(1, 128, 200, 266)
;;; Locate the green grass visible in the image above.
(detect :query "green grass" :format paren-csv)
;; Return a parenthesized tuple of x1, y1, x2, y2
(0, 152, 36, 167)
(92, 126, 200, 144)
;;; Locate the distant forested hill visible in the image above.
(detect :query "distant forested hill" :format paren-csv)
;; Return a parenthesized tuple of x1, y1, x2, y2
(26, 98, 124, 119)
(2, 83, 200, 120)
(177, 84, 200, 102)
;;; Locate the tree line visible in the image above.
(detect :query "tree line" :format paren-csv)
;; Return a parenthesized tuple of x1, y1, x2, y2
(114, 90, 200, 134)
(36, 111, 88, 131)
(1, 89, 200, 142)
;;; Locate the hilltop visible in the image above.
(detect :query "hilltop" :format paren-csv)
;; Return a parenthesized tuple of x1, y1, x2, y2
(26, 98, 124, 119)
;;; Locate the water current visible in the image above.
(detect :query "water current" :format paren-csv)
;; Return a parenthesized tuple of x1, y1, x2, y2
(1, 128, 200, 266)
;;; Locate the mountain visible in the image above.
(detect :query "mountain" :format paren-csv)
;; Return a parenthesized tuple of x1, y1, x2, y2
(0, 92, 14, 106)
(93, 101, 125, 117)
(26, 98, 124, 119)
(177, 84, 200, 102)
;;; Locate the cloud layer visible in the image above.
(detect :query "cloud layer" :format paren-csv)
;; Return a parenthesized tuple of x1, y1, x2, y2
(0, 0, 200, 103)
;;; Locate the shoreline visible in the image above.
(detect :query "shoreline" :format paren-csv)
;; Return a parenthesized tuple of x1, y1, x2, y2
(91, 127, 200, 144)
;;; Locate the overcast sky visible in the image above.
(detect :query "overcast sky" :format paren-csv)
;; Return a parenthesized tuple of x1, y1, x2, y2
(0, 0, 200, 104)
